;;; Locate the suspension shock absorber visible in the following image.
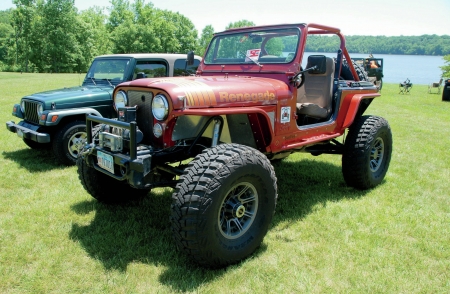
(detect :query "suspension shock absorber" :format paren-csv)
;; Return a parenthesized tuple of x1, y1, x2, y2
(211, 118, 222, 147)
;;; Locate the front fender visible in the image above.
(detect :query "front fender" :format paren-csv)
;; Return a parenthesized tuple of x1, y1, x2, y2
(42, 108, 103, 126)
(172, 107, 275, 152)
(12, 104, 24, 119)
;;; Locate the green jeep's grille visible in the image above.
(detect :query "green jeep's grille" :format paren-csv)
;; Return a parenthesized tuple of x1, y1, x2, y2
(23, 100, 40, 124)
(127, 91, 154, 143)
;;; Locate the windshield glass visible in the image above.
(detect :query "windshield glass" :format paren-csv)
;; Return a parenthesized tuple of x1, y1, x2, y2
(83, 58, 131, 86)
(204, 28, 300, 65)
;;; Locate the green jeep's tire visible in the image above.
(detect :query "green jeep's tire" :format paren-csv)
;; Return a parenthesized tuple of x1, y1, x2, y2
(342, 115, 392, 189)
(52, 121, 87, 166)
(77, 156, 150, 204)
(170, 143, 277, 268)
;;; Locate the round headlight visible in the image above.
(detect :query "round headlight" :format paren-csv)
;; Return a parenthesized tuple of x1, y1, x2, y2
(37, 104, 44, 116)
(152, 94, 169, 121)
(114, 90, 128, 110)
(20, 100, 26, 113)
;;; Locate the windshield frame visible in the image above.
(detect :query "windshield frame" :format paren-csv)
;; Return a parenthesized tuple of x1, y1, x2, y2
(83, 57, 133, 86)
(204, 27, 301, 66)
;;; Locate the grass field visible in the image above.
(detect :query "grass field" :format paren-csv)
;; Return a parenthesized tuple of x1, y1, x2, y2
(1, 72, 449, 293)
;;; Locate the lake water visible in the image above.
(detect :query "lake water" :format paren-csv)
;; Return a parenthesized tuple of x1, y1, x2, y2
(303, 52, 445, 85)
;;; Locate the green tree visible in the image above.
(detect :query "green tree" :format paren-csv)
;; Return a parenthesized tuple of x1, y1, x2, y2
(40, 0, 80, 72)
(77, 6, 111, 70)
(0, 10, 14, 66)
(107, 0, 134, 32)
(226, 20, 255, 30)
(198, 25, 214, 56)
(11, 0, 36, 72)
(440, 55, 450, 78)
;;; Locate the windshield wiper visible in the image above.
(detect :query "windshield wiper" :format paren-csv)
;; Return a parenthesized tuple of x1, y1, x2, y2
(102, 78, 113, 87)
(89, 77, 97, 85)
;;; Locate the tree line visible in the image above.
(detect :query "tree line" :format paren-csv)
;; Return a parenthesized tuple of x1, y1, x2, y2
(306, 35, 450, 56)
(0, 1, 449, 73)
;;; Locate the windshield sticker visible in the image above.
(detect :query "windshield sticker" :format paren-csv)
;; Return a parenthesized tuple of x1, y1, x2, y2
(245, 49, 261, 63)
(281, 106, 291, 123)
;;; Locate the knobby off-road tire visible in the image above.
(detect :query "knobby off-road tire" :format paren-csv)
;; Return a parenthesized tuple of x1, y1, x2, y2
(342, 115, 392, 189)
(77, 156, 150, 204)
(23, 138, 51, 150)
(170, 143, 277, 268)
(52, 121, 87, 166)
(340, 60, 369, 81)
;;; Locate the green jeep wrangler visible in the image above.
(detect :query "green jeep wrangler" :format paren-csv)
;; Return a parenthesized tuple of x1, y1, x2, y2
(6, 53, 201, 165)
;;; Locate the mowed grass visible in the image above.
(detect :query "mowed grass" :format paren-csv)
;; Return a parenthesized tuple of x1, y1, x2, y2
(1, 72, 449, 293)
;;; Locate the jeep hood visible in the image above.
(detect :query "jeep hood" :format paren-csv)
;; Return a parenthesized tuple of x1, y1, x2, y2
(24, 85, 113, 109)
(120, 76, 292, 109)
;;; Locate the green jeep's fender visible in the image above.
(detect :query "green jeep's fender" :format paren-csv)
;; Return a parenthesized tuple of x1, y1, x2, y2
(41, 108, 104, 126)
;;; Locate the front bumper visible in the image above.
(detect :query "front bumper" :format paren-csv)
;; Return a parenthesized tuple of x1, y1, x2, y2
(6, 120, 51, 143)
(82, 115, 152, 189)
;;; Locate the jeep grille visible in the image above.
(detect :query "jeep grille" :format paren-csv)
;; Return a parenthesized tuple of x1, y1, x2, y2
(22, 100, 40, 124)
(127, 91, 154, 143)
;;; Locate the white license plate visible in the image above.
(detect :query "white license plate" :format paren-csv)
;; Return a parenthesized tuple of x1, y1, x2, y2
(97, 151, 114, 173)
(17, 129, 23, 138)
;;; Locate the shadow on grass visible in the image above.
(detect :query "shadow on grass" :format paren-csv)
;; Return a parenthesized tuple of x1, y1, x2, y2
(2, 148, 63, 171)
(69, 157, 372, 291)
(271, 158, 371, 224)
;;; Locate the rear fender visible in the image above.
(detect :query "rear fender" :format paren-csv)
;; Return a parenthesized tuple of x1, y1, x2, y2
(336, 93, 378, 130)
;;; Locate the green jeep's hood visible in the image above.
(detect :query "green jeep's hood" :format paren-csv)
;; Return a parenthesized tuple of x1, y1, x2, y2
(24, 85, 113, 110)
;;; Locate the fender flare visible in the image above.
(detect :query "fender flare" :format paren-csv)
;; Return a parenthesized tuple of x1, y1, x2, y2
(44, 108, 103, 126)
(173, 107, 275, 152)
(338, 93, 380, 130)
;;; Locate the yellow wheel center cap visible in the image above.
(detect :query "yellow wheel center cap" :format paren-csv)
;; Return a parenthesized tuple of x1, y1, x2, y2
(235, 205, 246, 218)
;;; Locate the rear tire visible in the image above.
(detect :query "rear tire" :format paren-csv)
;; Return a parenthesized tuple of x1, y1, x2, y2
(77, 156, 150, 204)
(170, 143, 277, 268)
(342, 116, 392, 189)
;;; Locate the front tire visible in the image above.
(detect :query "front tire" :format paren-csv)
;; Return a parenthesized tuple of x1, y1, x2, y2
(170, 143, 277, 268)
(342, 115, 392, 189)
(77, 156, 150, 203)
(52, 121, 86, 165)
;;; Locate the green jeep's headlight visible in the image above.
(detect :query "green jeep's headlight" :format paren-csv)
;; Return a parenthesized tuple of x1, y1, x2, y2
(152, 94, 169, 121)
(20, 100, 26, 113)
(114, 90, 128, 110)
(37, 104, 44, 116)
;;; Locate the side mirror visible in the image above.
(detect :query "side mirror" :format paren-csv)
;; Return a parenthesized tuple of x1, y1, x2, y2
(187, 51, 195, 66)
(306, 55, 327, 74)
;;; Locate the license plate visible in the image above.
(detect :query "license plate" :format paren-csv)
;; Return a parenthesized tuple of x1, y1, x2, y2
(17, 129, 23, 138)
(97, 151, 114, 174)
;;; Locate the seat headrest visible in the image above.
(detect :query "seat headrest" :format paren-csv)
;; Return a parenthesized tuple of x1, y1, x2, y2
(306, 55, 327, 74)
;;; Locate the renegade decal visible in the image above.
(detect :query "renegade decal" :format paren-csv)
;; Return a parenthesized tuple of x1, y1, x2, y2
(158, 79, 217, 107)
(280, 106, 291, 123)
(219, 91, 276, 103)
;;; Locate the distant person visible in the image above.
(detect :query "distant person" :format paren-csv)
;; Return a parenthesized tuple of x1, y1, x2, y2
(370, 60, 379, 68)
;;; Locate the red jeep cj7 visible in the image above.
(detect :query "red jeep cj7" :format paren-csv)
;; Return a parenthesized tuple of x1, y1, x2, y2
(77, 23, 392, 268)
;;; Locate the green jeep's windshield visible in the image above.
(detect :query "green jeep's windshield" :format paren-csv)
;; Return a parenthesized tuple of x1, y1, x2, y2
(204, 28, 300, 65)
(84, 58, 131, 86)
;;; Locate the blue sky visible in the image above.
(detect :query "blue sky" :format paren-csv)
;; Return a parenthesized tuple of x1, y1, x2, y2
(2, 0, 449, 36)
